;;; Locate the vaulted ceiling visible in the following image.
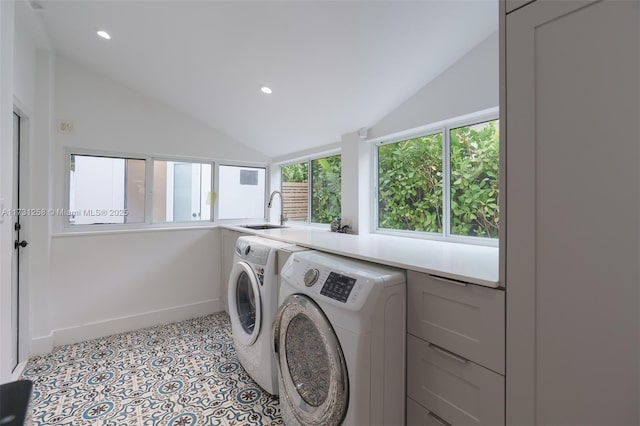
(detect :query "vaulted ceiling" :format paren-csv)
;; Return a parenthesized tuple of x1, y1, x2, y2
(35, 0, 497, 157)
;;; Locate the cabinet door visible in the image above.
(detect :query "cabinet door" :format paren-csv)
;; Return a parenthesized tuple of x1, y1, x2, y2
(506, 1, 639, 425)
(407, 335, 504, 426)
(407, 271, 504, 374)
(407, 398, 452, 426)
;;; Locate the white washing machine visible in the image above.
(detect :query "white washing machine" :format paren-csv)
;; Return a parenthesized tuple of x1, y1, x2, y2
(228, 236, 293, 395)
(273, 251, 406, 426)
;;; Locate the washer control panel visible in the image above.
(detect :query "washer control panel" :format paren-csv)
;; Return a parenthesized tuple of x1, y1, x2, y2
(320, 272, 357, 303)
(281, 250, 405, 311)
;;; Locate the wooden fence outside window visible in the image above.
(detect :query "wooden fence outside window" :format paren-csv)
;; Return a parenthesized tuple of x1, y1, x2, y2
(282, 182, 308, 221)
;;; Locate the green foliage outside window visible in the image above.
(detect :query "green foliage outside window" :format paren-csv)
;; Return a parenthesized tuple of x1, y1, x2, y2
(450, 120, 499, 237)
(311, 155, 341, 223)
(377, 119, 499, 238)
(378, 134, 444, 232)
(281, 156, 341, 224)
(282, 162, 308, 183)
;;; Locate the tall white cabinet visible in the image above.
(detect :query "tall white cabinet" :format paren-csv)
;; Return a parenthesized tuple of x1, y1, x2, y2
(505, 1, 639, 425)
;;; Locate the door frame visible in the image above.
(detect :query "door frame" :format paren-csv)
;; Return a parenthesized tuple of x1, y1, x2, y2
(9, 102, 31, 377)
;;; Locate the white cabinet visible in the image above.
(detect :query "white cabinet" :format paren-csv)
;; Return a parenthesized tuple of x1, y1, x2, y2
(505, 0, 639, 424)
(407, 335, 504, 426)
(407, 271, 505, 374)
(220, 229, 249, 313)
(406, 271, 505, 426)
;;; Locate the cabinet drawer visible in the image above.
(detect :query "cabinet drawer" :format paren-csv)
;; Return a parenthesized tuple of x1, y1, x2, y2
(407, 397, 453, 426)
(407, 271, 504, 373)
(407, 335, 504, 426)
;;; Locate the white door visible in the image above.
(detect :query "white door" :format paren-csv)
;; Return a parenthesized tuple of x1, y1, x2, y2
(273, 294, 349, 426)
(11, 112, 27, 372)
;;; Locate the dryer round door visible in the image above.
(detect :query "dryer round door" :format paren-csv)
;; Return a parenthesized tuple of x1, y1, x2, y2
(273, 294, 348, 426)
(228, 261, 261, 346)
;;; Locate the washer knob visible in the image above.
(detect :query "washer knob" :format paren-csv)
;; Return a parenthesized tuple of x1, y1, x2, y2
(303, 269, 320, 287)
(244, 245, 251, 255)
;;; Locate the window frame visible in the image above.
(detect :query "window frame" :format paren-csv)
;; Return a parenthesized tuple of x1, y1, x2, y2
(63, 148, 268, 231)
(214, 162, 269, 222)
(279, 150, 342, 226)
(373, 108, 499, 246)
(150, 156, 215, 224)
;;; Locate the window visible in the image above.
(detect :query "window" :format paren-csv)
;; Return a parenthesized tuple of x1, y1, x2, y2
(378, 133, 443, 232)
(281, 154, 341, 224)
(153, 160, 212, 222)
(376, 116, 499, 242)
(449, 120, 499, 238)
(217, 165, 266, 220)
(281, 162, 308, 221)
(67, 151, 266, 227)
(69, 154, 145, 225)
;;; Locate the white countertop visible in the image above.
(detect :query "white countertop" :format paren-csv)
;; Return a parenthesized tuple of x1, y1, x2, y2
(222, 224, 500, 288)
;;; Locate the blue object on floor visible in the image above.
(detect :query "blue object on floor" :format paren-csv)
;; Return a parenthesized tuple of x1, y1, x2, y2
(0, 379, 33, 426)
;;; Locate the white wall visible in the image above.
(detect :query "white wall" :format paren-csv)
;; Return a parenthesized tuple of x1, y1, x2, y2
(13, 8, 35, 111)
(341, 31, 499, 233)
(30, 57, 269, 354)
(368, 31, 498, 140)
(46, 229, 221, 346)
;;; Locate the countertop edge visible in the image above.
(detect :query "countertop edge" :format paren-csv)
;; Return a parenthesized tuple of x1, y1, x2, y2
(220, 224, 501, 289)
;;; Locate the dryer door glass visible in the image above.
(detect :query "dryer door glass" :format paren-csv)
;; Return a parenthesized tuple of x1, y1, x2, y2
(285, 314, 330, 406)
(275, 294, 348, 426)
(236, 270, 257, 335)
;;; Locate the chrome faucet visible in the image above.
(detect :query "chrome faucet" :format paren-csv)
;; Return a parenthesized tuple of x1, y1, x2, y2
(267, 190, 286, 225)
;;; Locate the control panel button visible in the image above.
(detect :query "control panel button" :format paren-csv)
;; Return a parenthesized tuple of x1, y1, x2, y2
(304, 268, 320, 287)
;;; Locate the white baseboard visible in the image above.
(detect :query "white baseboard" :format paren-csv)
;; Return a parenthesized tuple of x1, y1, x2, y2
(11, 361, 27, 380)
(31, 299, 222, 355)
(31, 332, 54, 356)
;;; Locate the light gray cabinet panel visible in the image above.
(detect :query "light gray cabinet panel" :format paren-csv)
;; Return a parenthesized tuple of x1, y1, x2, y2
(505, 0, 640, 424)
(505, 0, 535, 14)
(407, 271, 504, 374)
(407, 335, 504, 426)
(407, 398, 452, 426)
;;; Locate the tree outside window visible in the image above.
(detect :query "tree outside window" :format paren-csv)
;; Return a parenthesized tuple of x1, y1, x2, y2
(377, 118, 499, 241)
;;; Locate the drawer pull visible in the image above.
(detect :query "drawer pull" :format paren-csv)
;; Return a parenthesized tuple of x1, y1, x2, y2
(429, 275, 468, 287)
(428, 343, 469, 364)
(427, 411, 452, 426)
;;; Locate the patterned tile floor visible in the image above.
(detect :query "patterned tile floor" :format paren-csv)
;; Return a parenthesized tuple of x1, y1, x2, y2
(20, 312, 283, 425)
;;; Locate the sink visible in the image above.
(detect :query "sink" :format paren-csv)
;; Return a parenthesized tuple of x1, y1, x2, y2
(240, 224, 289, 230)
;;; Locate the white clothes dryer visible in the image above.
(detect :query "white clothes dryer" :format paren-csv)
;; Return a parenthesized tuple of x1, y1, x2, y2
(273, 250, 406, 426)
(228, 236, 293, 395)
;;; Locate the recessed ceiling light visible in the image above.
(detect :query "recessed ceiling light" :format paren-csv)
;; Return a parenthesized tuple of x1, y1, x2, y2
(97, 30, 111, 40)
(260, 86, 272, 95)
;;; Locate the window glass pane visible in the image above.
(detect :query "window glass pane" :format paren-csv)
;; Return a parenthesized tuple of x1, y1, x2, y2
(218, 165, 266, 220)
(281, 162, 308, 222)
(153, 160, 212, 222)
(69, 155, 145, 225)
(377, 134, 443, 232)
(450, 119, 499, 238)
(311, 155, 341, 224)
